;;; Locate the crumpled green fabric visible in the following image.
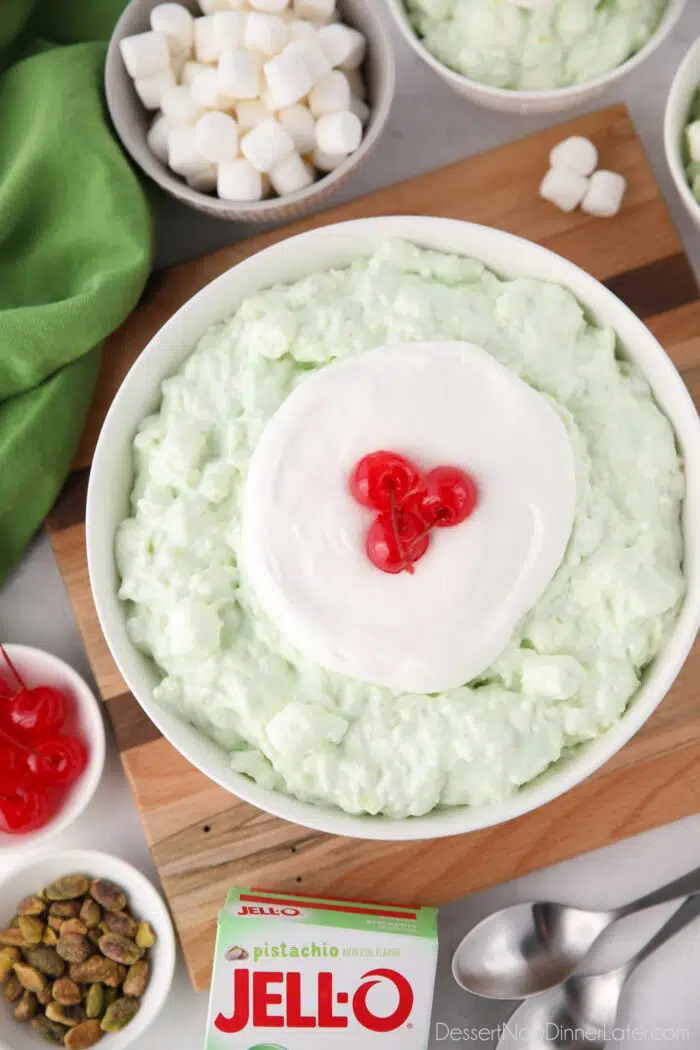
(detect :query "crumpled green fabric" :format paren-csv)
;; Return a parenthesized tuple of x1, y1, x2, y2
(0, 0, 152, 581)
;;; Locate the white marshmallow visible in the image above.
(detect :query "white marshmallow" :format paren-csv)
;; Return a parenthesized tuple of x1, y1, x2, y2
(250, 0, 290, 9)
(219, 49, 262, 99)
(241, 115, 295, 171)
(161, 84, 204, 125)
(581, 170, 627, 218)
(278, 103, 317, 153)
(264, 48, 312, 108)
(218, 158, 265, 200)
(134, 69, 177, 110)
(147, 114, 173, 163)
(293, 0, 336, 24)
(315, 109, 361, 155)
(285, 38, 331, 84)
(261, 87, 281, 111)
(195, 111, 240, 162)
(309, 70, 350, 116)
(686, 120, 700, 163)
(244, 12, 289, 55)
(182, 60, 210, 86)
(150, 4, 194, 55)
(539, 166, 588, 213)
(270, 151, 315, 194)
(549, 136, 598, 177)
(345, 68, 366, 99)
(349, 94, 370, 124)
(168, 125, 212, 176)
(198, 0, 229, 11)
(236, 98, 269, 130)
(194, 16, 220, 62)
(311, 146, 347, 172)
(190, 67, 230, 108)
(289, 20, 317, 43)
(316, 23, 366, 70)
(120, 30, 171, 79)
(212, 10, 248, 50)
(187, 165, 218, 192)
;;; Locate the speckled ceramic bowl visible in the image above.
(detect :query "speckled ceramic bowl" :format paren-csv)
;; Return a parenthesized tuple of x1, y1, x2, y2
(105, 0, 395, 222)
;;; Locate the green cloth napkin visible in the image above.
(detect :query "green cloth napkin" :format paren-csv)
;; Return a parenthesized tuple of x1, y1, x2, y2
(0, 0, 152, 582)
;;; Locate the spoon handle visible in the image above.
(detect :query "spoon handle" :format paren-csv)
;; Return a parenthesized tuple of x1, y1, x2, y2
(619, 865, 700, 917)
(621, 893, 700, 979)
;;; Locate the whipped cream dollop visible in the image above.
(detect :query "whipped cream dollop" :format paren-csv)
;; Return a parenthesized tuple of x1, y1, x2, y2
(242, 341, 577, 694)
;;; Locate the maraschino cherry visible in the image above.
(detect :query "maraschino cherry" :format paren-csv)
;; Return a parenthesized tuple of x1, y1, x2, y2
(366, 508, 431, 575)
(351, 451, 421, 512)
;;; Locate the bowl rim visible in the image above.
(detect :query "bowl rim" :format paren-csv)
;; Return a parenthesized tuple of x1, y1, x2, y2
(86, 215, 700, 842)
(664, 34, 700, 224)
(104, 0, 396, 218)
(0, 645, 106, 856)
(384, 0, 688, 104)
(0, 848, 176, 1050)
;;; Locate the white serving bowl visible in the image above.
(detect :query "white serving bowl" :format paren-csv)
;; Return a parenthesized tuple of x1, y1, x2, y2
(86, 216, 700, 842)
(0, 850, 176, 1050)
(665, 35, 700, 229)
(385, 0, 687, 115)
(0, 647, 105, 857)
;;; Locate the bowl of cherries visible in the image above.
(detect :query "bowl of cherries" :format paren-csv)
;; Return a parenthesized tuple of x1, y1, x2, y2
(0, 644, 105, 853)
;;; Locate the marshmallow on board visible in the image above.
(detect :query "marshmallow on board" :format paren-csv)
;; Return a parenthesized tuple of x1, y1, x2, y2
(539, 166, 588, 213)
(541, 134, 626, 218)
(582, 171, 627, 218)
(549, 136, 598, 177)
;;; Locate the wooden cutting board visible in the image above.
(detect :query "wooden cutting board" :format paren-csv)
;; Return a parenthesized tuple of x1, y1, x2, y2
(45, 104, 700, 993)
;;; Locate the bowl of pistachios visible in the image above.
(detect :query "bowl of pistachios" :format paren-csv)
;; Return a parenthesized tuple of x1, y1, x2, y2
(0, 851, 176, 1050)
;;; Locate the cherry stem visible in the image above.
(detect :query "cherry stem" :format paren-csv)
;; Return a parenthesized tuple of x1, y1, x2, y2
(0, 644, 26, 693)
(388, 484, 415, 576)
(0, 723, 36, 758)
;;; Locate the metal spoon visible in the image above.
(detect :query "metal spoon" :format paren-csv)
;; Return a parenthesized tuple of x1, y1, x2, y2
(453, 864, 700, 999)
(495, 892, 700, 1049)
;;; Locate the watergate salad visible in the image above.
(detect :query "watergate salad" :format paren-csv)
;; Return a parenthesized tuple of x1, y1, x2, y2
(116, 240, 685, 818)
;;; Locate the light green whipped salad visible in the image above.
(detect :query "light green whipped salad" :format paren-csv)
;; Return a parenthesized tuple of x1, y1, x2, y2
(116, 241, 685, 818)
(404, 0, 669, 92)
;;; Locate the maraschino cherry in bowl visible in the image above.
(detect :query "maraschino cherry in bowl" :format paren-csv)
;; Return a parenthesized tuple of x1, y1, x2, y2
(86, 216, 700, 842)
(0, 645, 105, 854)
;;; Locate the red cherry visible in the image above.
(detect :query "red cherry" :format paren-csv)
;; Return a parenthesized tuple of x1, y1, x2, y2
(26, 736, 87, 786)
(420, 466, 479, 528)
(350, 451, 422, 512)
(0, 746, 29, 796)
(0, 784, 51, 835)
(9, 685, 68, 739)
(366, 509, 430, 575)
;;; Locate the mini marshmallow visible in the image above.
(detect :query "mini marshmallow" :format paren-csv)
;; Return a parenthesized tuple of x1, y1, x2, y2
(278, 103, 317, 153)
(182, 60, 210, 86)
(270, 151, 314, 194)
(345, 68, 366, 99)
(212, 10, 248, 51)
(581, 170, 627, 218)
(264, 47, 312, 108)
(250, 0, 290, 9)
(187, 165, 218, 192)
(244, 12, 289, 55)
(262, 87, 281, 111)
(161, 84, 204, 125)
(312, 145, 347, 172)
(194, 16, 220, 62)
(685, 120, 700, 164)
(147, 114, 173, 163)
(285, 38, 331, 84)
(134, 69, 177, 110)
(236, 98, 269, 130)
(293, 0, 336, 24)
(549, 136, 598, 177)
(241, 115, 295, 171)
(198, 0, 230, 11)
(190, 67, 229, 108)
(349, 94, 370, 124)
(539, 166, 588, 213)
(309, 70, 350, 116)
(195, 110, 240, 162)
(315, 109, 361, 155)
(218, 158, 265, 200)
(150, 4, 194, 55)
(316, 23, 366, 70)
(120, 30, 171, 79)
(219, 49, 262, 99)
(289, 20, 317, 43)
(168, 124, 212, 176)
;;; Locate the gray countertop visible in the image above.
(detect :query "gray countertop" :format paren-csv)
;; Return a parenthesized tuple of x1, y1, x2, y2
(3, 3, 700, 1047)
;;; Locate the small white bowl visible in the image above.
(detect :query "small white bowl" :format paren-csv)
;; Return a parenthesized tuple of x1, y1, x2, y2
(0, 646, 105, 856)
(385, 0, 687, 115)
(665, 35, 700, 229)
(0, 850, 176, 1050)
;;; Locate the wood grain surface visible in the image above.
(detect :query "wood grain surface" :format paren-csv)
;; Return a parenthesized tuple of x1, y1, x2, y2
(46, 105, 700, 993)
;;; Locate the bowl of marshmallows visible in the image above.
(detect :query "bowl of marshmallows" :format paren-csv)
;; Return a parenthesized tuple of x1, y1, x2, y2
(106, 0, 395, 221)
